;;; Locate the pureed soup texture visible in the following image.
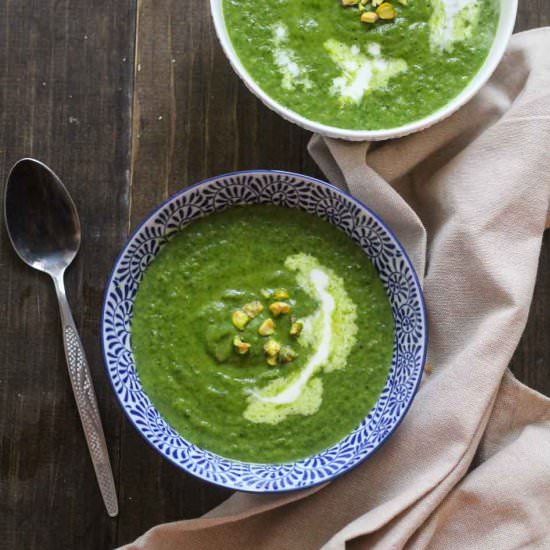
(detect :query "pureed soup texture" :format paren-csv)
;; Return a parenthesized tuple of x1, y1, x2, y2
(132, 205, 394, 463)
(223, 0, 499, 130)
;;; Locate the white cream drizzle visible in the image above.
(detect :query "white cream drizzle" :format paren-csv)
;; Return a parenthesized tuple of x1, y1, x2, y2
(271, 22, 312, 90)
(255, 269, 334, 405)
(243, 254, 358, 425)
(430, 0, 479, 50)
(324, 39, 407, 104)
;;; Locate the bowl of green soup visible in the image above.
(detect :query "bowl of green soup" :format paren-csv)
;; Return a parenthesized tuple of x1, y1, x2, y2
(211, 0, 516, 140)
(102, 171, 427, 491)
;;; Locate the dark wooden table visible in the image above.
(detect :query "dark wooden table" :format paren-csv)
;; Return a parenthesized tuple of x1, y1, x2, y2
(0, 2, 548, 548)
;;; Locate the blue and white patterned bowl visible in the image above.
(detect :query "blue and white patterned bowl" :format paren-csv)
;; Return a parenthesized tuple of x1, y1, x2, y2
(101, 170, 427, 492)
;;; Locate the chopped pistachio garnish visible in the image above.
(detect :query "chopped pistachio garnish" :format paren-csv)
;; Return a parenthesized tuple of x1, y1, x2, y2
(243, 300, 264, 319)
(273, 288, 289, 300)
(279, 345, 297, 364)
(361, 11, 378, 22)
(231, 309, 249, 331)
(290, 321, 303, 337)
(258, 318, 275, 336)
(264, 338, 281, 357)
(337, 0, 396, 28)
(260, 288, 272, 299)
(266, 355, 278, 367)
(376, 2, 396, 19)
(269, 301, 291, 317)
(233, 335, 251, 355)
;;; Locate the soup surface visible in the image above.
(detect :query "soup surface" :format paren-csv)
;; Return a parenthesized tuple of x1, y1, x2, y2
(223, 0, 499, 130)
(132, 205, 394, 463)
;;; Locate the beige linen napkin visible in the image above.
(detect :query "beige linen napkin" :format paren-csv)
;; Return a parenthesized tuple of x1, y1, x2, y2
(121, 29, 550, 549)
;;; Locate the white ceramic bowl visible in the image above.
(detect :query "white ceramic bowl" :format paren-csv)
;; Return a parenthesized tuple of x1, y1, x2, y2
(210, 0, 517, 141)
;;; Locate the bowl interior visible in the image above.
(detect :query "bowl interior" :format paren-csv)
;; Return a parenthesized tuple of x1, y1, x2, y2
(210, 0, 517, 141)
(102, 171, 427, 492)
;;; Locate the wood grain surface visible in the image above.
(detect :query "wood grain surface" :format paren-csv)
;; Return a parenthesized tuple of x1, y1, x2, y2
(0, 1, 135, 548)
(0, 1, 548, 548)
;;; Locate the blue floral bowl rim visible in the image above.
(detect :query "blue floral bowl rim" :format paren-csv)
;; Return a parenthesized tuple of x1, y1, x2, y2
(100, 168, 428, 492)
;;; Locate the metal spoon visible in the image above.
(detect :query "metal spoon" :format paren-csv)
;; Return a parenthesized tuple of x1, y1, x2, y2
(4, 158, 118, 517)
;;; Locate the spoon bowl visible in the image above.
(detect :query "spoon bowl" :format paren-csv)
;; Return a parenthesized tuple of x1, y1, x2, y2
(5, 158, 80, 274)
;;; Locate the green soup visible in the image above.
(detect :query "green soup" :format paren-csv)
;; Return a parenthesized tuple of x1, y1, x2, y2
(223, 0, 499, 130)
(132, 205, 394, 463)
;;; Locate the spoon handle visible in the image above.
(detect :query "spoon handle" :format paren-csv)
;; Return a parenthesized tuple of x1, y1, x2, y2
(53, 273, 119, 517)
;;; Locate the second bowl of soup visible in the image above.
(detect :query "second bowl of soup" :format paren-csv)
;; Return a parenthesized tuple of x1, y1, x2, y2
(211, 0, 517, 140)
